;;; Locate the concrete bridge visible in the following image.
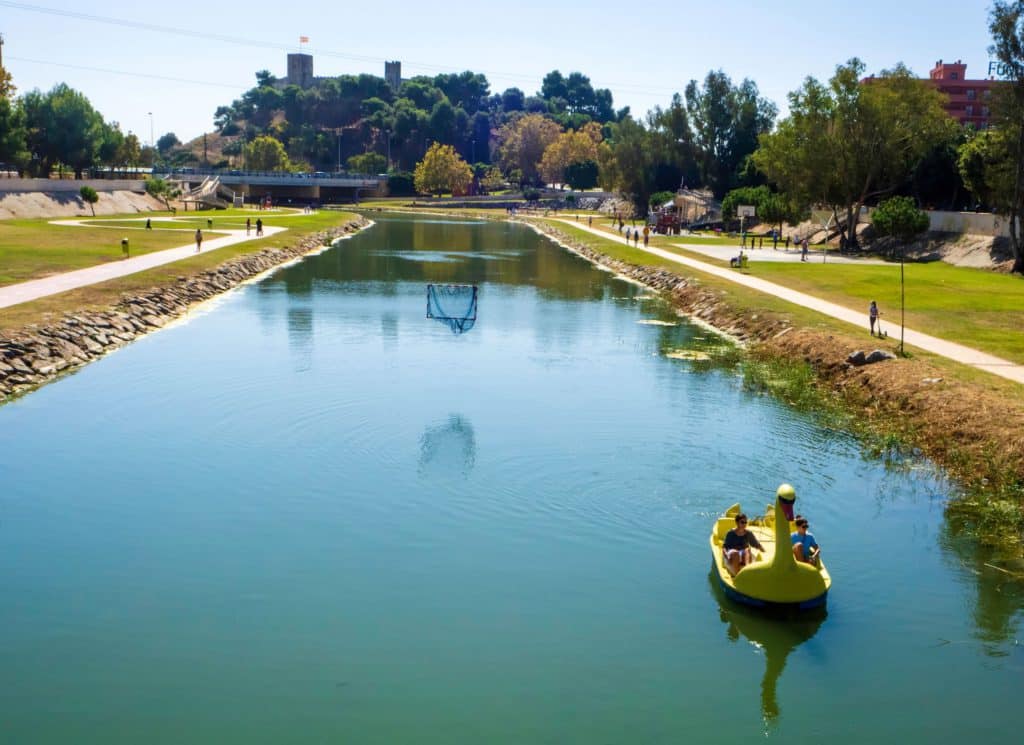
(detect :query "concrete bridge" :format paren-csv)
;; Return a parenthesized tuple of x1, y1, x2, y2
(155, 168, 386, 204)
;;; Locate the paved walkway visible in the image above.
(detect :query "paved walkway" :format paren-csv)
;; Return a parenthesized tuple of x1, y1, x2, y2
(0, 217, 286, 311)
(671, 239, 888, 265)
(557, 220, 1024, 385)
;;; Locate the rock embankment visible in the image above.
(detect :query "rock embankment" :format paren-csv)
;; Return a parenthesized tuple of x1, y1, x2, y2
(0, 219, 367, 399)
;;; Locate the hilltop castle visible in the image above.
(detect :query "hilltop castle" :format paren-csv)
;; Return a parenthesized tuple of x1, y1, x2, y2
(277, 54, 403, 91)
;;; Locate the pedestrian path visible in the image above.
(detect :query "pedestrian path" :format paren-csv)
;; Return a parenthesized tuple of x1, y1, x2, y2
(555, 219, 1024, 385)
(0, 217, 286, 311)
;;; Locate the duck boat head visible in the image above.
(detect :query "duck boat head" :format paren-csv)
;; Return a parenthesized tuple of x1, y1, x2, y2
(711, 484, 830, 609)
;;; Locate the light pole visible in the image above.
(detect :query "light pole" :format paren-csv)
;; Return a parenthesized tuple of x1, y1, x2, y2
(147, 112, 154, 149)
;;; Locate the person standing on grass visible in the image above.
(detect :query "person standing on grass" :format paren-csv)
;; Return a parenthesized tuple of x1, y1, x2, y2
(195, 228, 203, 252)
(869, 301, 880, 336)
(256, 218, 263, 237)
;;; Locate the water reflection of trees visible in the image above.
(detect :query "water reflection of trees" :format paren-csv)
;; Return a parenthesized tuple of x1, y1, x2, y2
(265, 217, 633, 303)
(708, 572, 826, 729)
(939, 523, 1024, 655)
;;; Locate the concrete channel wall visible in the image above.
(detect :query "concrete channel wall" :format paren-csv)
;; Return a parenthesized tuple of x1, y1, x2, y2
(0, 179, 146, 193)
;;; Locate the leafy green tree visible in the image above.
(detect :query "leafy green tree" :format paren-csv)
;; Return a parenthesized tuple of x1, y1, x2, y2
(754, 59, 954, 250)
(598, 116, 658, 215)
(650, 190, 675, 209)
(539, 124, 601, 186)
(145, 176, 180, 209)
(386, 171, 416, 196)
(976, 0, 1024, 273)
(413, 142, 472, 195)
(565, 159, 599, 190)
(156, 132, 181, 154)
(685, 71, 776, 198)
(22, 84, 105, 178)
(245, 135, 290, 171)
(0, 96, 28, 169)
(0, 60, 14, 99)
(872, 195, 930, 245)
(501, 88, 525, 112)
(495, 113, 562, 185)
(347, 152, 387, 174)
(480, 166, 506, 192)
(433, 71, 489, 115)
(79, 185, 99, 216)
(721, 185, 772, 221)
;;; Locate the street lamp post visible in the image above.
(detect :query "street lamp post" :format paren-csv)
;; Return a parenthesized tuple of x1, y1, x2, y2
(147, 112, 154, 149)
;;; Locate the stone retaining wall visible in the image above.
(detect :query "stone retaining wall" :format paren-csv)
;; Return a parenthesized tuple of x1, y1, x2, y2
(523, 219, 789, 345)
(0, 218, 368, 400)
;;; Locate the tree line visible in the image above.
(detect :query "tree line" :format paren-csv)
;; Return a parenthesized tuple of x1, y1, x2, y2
(0, 72, 156, 178)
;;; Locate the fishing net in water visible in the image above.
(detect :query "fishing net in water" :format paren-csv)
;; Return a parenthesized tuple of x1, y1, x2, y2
(426, 284, 478, 334)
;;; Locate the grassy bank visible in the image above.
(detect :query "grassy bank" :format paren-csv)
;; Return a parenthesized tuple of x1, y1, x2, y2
(0, 209, 360, 334)
(0, 217, 193, 285)
(532, 217, 1024, 552)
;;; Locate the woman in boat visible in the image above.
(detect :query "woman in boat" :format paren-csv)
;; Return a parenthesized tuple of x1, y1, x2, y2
(791, 516, 820, 565)
(723, 513, 764, 575)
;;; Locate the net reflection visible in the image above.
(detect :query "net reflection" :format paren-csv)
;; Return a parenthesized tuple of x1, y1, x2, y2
(419, 414, 477, 476)
(708, 571, 827, 729)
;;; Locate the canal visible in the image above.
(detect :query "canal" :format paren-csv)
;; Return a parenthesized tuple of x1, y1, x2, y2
(0, 215, 1020, 742)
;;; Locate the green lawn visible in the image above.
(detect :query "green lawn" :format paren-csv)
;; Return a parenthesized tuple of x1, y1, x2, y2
(542, 219, 1024, 391)
(0, 218, 196, 285)
(1, 210, 360, 332)
(749, 259, 1024, 363)
(0, 208, 348, 287)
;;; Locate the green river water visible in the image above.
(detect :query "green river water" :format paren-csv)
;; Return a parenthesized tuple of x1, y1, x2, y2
(0, 215, 1020, 743)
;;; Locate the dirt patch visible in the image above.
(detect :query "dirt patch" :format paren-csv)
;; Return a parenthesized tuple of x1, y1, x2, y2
(0, 191, 166, 220)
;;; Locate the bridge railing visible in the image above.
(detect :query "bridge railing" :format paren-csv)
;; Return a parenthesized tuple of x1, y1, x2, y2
(152, 166, 385, 183)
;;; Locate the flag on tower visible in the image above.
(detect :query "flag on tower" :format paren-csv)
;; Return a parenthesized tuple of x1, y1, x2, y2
(299, 36, 309, 44)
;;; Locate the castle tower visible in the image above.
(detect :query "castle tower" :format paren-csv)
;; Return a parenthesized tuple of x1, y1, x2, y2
(287, 53, 314, 88)
(385, 60, 401, 91)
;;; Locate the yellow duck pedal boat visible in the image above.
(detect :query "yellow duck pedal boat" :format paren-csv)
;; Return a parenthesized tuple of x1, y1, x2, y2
(709, 484, 831, 609)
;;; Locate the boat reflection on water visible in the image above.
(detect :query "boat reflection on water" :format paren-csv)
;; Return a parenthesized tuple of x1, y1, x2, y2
(708, 571, 827, 728)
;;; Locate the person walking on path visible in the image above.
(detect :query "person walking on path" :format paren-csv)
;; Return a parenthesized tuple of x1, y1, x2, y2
(634, 230, 639, 247)
(801, 237, 809, 262)
(246, 217, 251, 237)
(869, 301, 880, 336)
(256, 218, 263, 237)
(643, 225, 650, 247)
(195, 228, 203, 252)
(145, 218, 152, 230)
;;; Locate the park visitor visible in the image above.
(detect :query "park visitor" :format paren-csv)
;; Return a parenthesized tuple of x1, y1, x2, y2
(723, 513, 763, 575)
(869, 301, 880, 336)
(195, 228, 202, 252)
(791, 517, 821, 565)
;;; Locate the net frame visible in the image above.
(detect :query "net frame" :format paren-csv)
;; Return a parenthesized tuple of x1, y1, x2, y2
(426, 283, 479, 334)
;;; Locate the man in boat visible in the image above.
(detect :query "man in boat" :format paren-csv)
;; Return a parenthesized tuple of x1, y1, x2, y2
(723, 513, 764, 574)
(791, 517, 820, 565)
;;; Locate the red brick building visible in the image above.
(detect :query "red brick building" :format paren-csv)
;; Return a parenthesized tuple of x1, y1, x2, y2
(926, 60, 997, 129)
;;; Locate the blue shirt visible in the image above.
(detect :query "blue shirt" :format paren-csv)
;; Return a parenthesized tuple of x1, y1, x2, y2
(791, 531, 819, 556)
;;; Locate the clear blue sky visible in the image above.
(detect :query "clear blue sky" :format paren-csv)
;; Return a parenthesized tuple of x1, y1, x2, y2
(0, 0, 997, 145)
